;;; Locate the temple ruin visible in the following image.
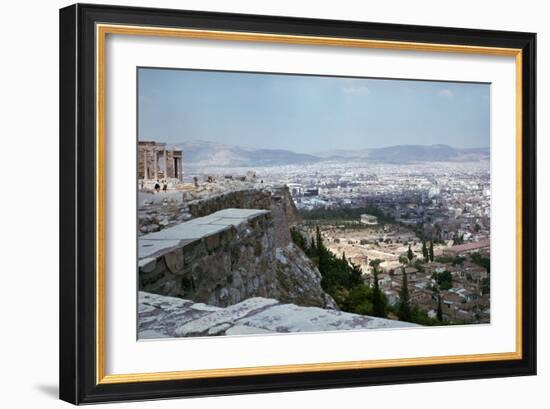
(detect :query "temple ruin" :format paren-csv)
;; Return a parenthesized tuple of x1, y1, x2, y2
(138, 141, 183, 181)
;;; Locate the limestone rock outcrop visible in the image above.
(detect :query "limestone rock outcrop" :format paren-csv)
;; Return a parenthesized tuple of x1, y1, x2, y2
(139, 291, 418, 338)
(139, 207, 336, 309)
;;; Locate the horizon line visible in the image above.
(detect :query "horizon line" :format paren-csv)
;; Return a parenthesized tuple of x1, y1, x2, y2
(137, 138, 490, 153)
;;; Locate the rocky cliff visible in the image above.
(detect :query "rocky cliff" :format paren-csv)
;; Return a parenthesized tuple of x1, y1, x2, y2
(138, 187, 335, 309)
(139, 291, 418, 338)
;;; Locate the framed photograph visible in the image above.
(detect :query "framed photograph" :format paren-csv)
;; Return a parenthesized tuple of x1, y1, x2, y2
(59, 3, 536, 404)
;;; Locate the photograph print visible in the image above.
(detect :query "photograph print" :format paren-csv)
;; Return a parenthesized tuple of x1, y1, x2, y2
(137, 68, 491, 339)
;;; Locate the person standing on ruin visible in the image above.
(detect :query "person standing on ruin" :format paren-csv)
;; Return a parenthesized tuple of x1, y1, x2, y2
(162, 180, 167, 192)
(154, 180, 160, 193)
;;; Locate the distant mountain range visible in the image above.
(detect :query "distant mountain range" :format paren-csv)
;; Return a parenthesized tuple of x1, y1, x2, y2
(314, 144, 490, 163)
(172, 140, 489, 167)
(172, 140, 318, 167)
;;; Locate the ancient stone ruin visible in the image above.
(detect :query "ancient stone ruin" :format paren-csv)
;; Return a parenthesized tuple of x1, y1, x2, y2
(138, 141, 183, 181)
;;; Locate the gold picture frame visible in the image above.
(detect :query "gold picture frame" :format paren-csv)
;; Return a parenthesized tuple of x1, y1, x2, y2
(60, 4, 536, 404)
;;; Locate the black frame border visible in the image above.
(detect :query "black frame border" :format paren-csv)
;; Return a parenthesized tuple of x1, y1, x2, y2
(59, 3, 536, 404)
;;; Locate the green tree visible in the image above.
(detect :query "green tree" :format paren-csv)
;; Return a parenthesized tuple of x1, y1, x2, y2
(307, 225, 368, 309)
(399, 255, 409, 265)
(407, 244, 414, 263)
(437, 293, 443, 321)
(429, 239, 434, 262)
(413, 258, 425, 273)
(315, 225, 329, 273)
(345, 285, 373, 315)
(315, 225, 323, 251)
(452, 256, 465, 266)
(435, 270, 453, 291)
(422, 240, 428, 261)
(369, 259, 386, 318)
(470, 252, 490, 273)
(369, 258, 383, 271)
(309, 235, 316, 256)
(349, 261, 363, 289)
(397, 268, 412, 322)
(290, 227, 307, 251)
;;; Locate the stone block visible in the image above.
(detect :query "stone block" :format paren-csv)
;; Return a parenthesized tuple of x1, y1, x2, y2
(164, 249, 184, 273)
(204, 233, 220, 252)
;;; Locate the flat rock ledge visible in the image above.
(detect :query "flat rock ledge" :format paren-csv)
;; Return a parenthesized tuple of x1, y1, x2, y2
(138, 208, 271, 261)
(138, 291, 419, 339)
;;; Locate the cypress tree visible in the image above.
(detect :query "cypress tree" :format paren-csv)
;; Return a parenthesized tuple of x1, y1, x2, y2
(437, 293, 443, 321)
(429, 239, 434, 262)
(369, 259, 386, 318)
(315, 226, 324, 254)
(290, 228, 306, 251)
(398, 268, 412, 322)
(407, 244, 414, 263)
(349, 261, 363, 288)
(372, 270, 384, 317)
(315, 226, 328, 275)
(307, 235, 316, 258)
(422, 240, 428, 261)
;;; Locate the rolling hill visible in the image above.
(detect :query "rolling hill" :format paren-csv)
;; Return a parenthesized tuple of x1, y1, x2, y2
(171, 140, 489, 166)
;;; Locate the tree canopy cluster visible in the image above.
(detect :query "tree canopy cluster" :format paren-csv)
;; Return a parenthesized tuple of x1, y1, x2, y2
(292, 226, 389, 318)
(432, 270, 453, 291)
(299, 206, 396, 224)
(290, 227, 448, 326)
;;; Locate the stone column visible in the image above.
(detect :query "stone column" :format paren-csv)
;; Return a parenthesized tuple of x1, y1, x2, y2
(143, 149, 148, 180)
(153, 150, 158, 180)
(163, 148, 167, 179)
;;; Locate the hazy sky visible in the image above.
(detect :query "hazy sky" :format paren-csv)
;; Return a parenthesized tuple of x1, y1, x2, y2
(138, 68, 490, 153)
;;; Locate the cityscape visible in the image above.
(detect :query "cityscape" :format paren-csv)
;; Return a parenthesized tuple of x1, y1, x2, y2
(136, 69, 490, 338)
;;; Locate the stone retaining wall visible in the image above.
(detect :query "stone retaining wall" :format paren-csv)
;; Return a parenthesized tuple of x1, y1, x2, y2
(139, 208, 335, 309)
(187, 188, 272, 217)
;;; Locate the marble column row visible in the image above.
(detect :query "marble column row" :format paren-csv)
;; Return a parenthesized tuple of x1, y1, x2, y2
(142, 148, 182, 180)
